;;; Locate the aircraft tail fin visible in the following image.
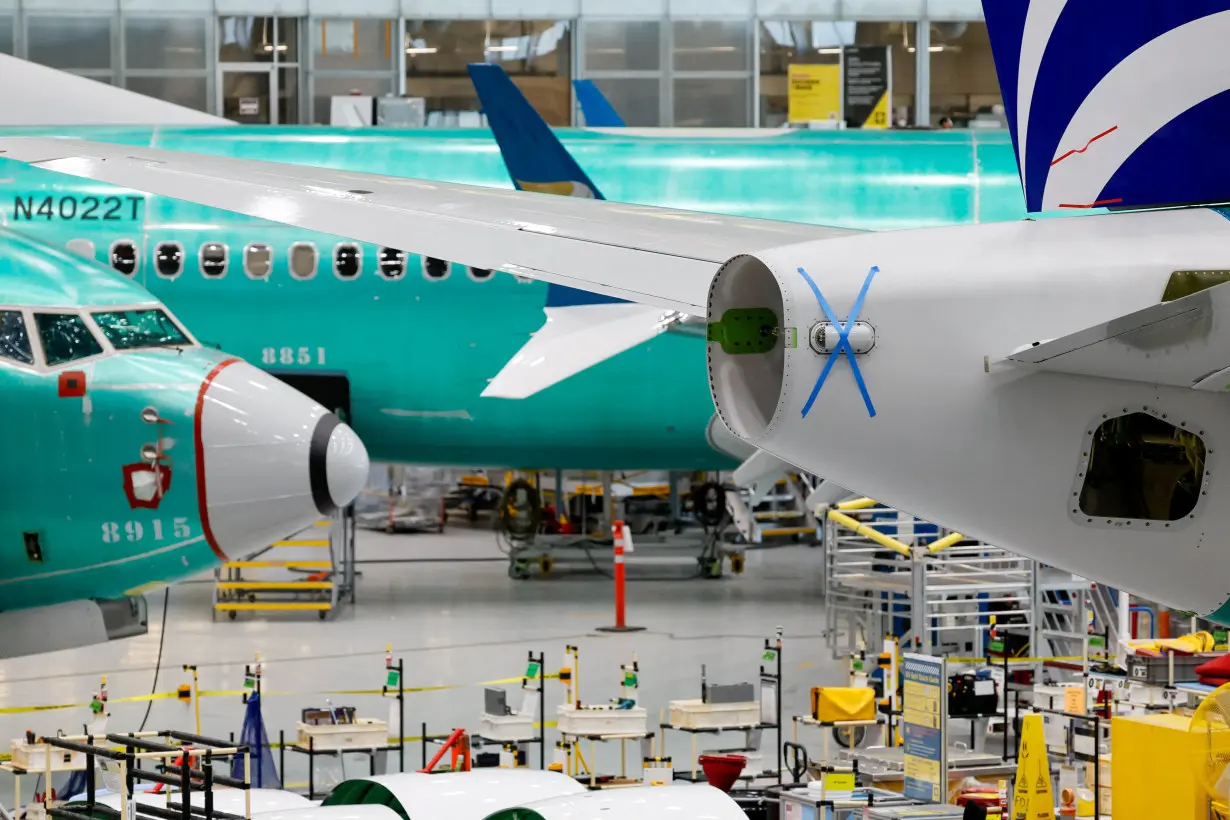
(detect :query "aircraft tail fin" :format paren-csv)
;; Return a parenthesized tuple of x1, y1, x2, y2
(469, 61, 623, 315)
(0, 54, 227, 126)
(982, 0, 1230, 213)
(573, 79, 625, 127)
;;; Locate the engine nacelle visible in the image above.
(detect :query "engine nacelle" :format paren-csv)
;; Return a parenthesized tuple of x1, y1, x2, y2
(706, 206, 1230, 620)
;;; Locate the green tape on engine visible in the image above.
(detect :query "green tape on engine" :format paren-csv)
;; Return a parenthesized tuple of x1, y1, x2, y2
(706, 308, 780, 355)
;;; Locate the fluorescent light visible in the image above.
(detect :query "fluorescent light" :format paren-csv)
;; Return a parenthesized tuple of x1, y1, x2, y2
(405, 47, 438, 54)
(907, 45, 946, 52)
(486, 45, 517, 52)
(817, 47, 842, 54)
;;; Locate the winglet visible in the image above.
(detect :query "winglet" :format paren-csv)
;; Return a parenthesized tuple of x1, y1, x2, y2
(983, 0, 1230, 213)
(573, 79, 625, 127)
(468, 61, 621, 308)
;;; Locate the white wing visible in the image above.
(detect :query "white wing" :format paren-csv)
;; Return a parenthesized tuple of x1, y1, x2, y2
(0, 138, 860, 315)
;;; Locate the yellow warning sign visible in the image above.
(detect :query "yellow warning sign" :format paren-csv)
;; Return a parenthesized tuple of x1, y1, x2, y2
(863, 91, 890, 129)
(787, 63, 840, 124)
(1012, 714, 1055, 820)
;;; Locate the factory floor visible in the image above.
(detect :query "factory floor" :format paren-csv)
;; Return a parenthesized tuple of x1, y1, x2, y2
(0, 527, 844, 796)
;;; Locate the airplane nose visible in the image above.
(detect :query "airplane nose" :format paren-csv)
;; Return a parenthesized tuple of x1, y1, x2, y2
(311, 413, 369, 515)
(194, 359, 370, 560)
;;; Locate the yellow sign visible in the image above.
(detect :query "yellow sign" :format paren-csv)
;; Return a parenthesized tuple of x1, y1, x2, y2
(787, 63, 840, 124)
(1064, 686, 1086, 716)
(823, 770, 856, 792)
(1012, 714, 1055, 820)
(863, 91, 890, 129)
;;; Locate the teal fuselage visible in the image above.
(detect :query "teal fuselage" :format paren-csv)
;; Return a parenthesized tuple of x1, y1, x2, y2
(0, 127, 1027, 469)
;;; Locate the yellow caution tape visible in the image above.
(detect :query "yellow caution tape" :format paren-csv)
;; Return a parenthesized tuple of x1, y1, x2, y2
(0, 675, 560, 715)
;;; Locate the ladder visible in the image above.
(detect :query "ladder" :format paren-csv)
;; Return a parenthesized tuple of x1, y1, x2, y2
(725, 475, 819, 546)
(213, 509, 354, 620)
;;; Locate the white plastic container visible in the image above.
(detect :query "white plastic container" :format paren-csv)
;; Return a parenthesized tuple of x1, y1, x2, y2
(296, 718, 388, 750)
(556, 704, 647, 736)
(669, 699, 761, 729)
(480, 713, 535, 742)
(10, 740, 86, 771)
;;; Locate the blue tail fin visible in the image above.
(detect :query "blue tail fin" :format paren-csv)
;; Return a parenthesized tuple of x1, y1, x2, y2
(469, 62, 620, 307)
(983, 0, 1230, 213)
(573, 79, 625, 127)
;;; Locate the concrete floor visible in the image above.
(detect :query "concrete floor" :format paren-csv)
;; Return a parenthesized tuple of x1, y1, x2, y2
(0, 528, 845, 797)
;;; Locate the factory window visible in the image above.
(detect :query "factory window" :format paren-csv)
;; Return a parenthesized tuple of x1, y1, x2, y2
(125, 76, 209, 112)
(155, 242, 184, 279)
(467, 266, 494, 282)
(675, 78, 750, 127)
(0, 17, 14, 55)
(405, 20, 573, 126)
(1078, 412, 1207, 523)
(674, 21, 750, 72)
(313, 19, 395, 71)
(244, 243, 273, 279)
(581, 21, 661, 126)
(66, 239, 95, 259)
(110, 241, 138, 277)
(334, 243, 361, 279)
(219, 16, 297, 63)
(125, 18, 208, 70)
(199, 243, 228, 278)
(758, 21, 917, 128)
(422, 257, 450, 281)
(289, 242, 318, 279)
(92, 309, 191, 350)
(929, 22, 1004, 128)
(0, 311, 33, 365)
(27, 16, 113, 71)
(35, 313, 103, 366)
(377, 248, 406, 280)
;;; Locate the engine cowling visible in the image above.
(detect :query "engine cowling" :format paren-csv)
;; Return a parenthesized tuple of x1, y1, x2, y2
(704, 206, 1230, 621)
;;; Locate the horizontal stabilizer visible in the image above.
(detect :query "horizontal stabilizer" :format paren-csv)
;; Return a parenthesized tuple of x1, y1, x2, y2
(483, 304, 681, 399)
(1000, 280, 1230, 390)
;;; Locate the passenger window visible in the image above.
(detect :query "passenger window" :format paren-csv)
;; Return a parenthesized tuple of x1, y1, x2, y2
(200, 243, 228, 278)
(35, 313, 103, 365)
(1078, 412, 1207, 523)
(334, 243, 361, 279)
(244, 243, 273, 279)
(110, 241, 138, 277)
(66, 239, 95, 259)
(378, 248, 406, 280)
(155, 242, 183, 279)
(467, 266, 493, 282)
(422, 257, 450, 280)
(0, 311, 33, 365)
(289, 242, 318, 280)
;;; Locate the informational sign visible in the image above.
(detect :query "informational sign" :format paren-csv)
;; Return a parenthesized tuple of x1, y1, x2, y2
(1012, 714, 1055, 819)
(238, 97, 261, 116)
(1064, 685, 1086, 715)
(787, 63, 840, 124)
(842, 45, 891, 129)
(902, 653, 947, 802)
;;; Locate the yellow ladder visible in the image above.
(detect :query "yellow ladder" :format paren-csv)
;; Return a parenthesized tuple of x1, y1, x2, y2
(213, 518, 338, 620)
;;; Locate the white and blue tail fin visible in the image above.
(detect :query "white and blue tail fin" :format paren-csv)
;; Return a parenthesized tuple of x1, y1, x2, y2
(573, 79, 626, 127)
(983, 0, 1230, 213)
(468, 62, 684, 399)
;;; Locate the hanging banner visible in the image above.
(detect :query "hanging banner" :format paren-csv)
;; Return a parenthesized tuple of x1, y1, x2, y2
(842, 45, 891, 129)
(902, 653, 947, 802)
(787, 63, 841, 124)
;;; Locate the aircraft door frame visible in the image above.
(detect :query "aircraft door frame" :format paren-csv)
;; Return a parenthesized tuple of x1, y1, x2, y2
(218, 64, 278, 124)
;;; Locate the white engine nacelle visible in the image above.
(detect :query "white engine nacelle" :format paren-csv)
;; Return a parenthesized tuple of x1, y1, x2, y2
(706, 206, 1230, 621)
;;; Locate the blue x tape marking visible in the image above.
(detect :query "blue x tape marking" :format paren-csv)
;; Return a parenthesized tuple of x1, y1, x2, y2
(796, 265, 879, 419)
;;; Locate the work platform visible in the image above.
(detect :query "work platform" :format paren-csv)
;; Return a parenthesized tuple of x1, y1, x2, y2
(212, 510, 355, 620)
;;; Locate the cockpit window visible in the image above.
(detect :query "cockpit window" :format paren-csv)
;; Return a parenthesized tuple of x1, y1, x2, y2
(0, 311, 33, 365)
(35, 313, 103, 365)
(92, 309, 191, 350)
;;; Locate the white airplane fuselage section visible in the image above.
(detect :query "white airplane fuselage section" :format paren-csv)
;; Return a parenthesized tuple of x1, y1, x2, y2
(710, 206, 1230, 616)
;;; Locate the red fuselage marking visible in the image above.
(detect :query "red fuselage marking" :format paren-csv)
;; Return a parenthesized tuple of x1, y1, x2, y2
(1051, 125, 1119, 166)
(194, 357, 239, 561)
(1058, 198, 1124, 209)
